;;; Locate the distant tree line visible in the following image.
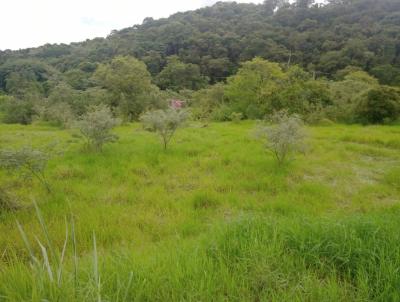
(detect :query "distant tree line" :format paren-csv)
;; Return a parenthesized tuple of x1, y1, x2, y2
(0, 0, 399, 125)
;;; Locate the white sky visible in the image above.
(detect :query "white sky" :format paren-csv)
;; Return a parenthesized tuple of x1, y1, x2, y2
(0, 0, 263, 51)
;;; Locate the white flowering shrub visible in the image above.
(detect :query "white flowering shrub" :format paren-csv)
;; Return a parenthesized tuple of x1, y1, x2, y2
(257, 110, 307, 165)
(76, 104, 119, 151)
(0, 146, 53, 192)
(140, 108, 190, 150)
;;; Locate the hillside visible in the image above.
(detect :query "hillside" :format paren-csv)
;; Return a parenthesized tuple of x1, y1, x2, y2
(1, 0, 400, 89)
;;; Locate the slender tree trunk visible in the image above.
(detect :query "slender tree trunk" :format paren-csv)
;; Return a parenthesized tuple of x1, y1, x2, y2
(163, 136, 168, 150)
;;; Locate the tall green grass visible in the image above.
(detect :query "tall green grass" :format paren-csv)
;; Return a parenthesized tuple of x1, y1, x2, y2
(2, 209, 400, 301)
(0, 122, 399, 301)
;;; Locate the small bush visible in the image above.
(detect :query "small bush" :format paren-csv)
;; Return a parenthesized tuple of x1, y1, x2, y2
(45, 102, 75, 128)
(257, 111, 307, 165)
(230, 112, 243, 123)
(0, 97, 35, 125)
(0, 146, 53, 192)
(0, 186, 19, 211)
(210, 105, 233, 122)
(76, 104, 119, 151)
(140, 108, 190, 150)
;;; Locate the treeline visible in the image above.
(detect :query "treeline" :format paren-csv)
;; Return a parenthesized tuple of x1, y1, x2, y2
(1, 55, 399, 126)
(0, 0, 400, 125)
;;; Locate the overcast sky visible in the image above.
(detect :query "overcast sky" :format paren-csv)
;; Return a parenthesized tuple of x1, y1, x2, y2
(0, 0, 263, 51)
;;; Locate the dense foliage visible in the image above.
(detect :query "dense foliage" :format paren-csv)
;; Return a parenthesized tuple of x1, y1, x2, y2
(0, 0, 399, 125)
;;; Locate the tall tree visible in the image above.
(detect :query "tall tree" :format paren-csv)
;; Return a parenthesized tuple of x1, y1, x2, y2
(93, 56, 156, 120)
(156, 56, 208, 91)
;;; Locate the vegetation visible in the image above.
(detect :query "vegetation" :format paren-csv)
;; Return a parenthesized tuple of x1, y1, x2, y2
(1, 0, 400, 86)
(257, 111, 307, 165)
(0, 146, 53, 192)
(354, 86, 400, 124)
(140, 107, 190, 150)
(1, 0, 400, 300)
(76, 104, 119, 152)
(0, 186, 19, 211)
(0, 0, 400, 127)
(0, 122, 400, 301)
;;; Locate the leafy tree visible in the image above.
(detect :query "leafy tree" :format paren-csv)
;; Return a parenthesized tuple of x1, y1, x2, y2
(46, 82, 85, 116)
(45, 102, 74, 128)
(81, 87, 112, 113)
(329, 71, 379, 122)
(0, 59, 56, 94)
(354, 86, 400, 124)
(5, 71, 44, 100)
(76, 104, 119, 151)
(0, 96, 35, 124)
(370, 65, 400, 86)
(191, 83, 226, 120)
(142, 51, 165, 76)
(156, 56, 208, 91)
(200, 56, 232, 84)
(225, 58, 286, 118)
(93, 56, 155, 121)
(64, 68, 91, 90)
(269, 79, 332, 119)
(140, 108, 190, 150)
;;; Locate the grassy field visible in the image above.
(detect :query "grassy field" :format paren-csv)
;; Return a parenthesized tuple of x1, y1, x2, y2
(0, 121, 400, 301)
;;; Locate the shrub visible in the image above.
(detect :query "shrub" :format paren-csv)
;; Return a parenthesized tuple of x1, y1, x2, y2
(0, 97, 35, 124)
(230, 112, 243, 123)
(76, 104, 119, 151)
(257, 111, 307, 165)
(0, 146, 53, 192)
(354, 86, 400, 124)
(210, 104, 233, 122)
(45, 102, 75, 128)
(0, 186, 19, 211)
(140, 108, 190, 150)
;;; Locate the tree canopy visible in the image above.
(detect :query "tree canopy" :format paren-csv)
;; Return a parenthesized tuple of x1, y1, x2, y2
(0, 0, 399, 125)
(1, 0, 399, 85)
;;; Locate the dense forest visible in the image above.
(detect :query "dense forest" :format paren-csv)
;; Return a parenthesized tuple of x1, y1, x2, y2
(0, 0, 400, 125)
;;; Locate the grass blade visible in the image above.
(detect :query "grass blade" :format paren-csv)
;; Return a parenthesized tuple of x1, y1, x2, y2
(93, 232, 101, 302)
(36, 237, 54, 282)
(33, 199, 58, 265)
(16, 220, 40, 266)
(123, 271, 134, 302)
(71, 214, 78, 295)
(57, 217, 69, 286)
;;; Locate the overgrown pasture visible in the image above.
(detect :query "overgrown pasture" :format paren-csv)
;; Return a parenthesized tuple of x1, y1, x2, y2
(0, 122, 399, 301)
